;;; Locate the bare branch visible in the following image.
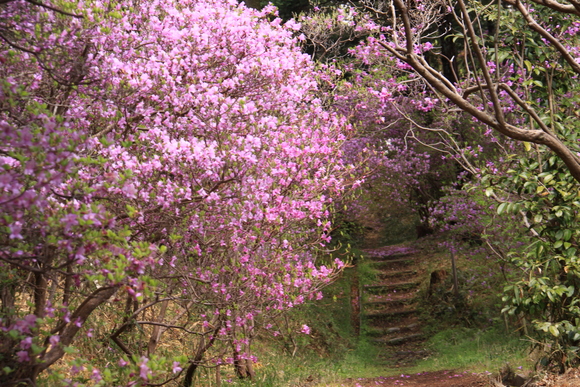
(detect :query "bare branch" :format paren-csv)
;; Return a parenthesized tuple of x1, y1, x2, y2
(504, 0, 580, 15)
(513, 0, 580, 74)
(384, 0, 580, 183)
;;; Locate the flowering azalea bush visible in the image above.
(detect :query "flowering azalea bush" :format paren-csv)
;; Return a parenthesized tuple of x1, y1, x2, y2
(0, 0, 355, 384)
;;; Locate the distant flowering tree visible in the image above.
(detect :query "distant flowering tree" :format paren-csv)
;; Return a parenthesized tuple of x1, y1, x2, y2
(298, 6, 467, 242)
(0, 0, 354, 385)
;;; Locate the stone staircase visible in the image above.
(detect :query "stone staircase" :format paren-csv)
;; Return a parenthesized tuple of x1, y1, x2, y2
(360, 244, 427, 364)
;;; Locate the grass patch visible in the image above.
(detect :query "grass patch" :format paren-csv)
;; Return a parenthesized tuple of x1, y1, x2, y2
(328, 339, 386, 378)
(407, 327, 532, 374)
(214, 339, 386, 386)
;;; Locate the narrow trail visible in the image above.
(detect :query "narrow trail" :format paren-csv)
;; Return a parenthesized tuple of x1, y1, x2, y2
(361, 245, 426, 366)
(343, 244, 488, 387)
(331, 242, 579, 386)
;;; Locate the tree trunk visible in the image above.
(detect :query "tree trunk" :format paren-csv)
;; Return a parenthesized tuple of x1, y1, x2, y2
(147, 299, 169, 356)
(32, 285, 120, 379)
(450, 250, 459, 298)
(233, 348, 249, 379)
(182, 324, 220, 387)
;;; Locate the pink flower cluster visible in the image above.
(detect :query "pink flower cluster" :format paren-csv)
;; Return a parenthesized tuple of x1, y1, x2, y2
(0, 0, 356, 383)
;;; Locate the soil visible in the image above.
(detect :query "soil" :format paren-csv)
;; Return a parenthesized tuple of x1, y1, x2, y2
(536, 367, 580, 386)
(340, 370, 488, 386)
(330, 368, 580, 387)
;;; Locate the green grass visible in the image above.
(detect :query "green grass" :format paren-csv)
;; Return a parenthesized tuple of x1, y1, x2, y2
(197, 338, 392, 386)
(404, 327, 533, 374)
(201, 326, 533, 386)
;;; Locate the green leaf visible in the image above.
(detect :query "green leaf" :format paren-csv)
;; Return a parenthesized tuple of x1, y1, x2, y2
(543, 174, 554, 184)
(497, 202, 508, 215)
(31, 344, 43, 355)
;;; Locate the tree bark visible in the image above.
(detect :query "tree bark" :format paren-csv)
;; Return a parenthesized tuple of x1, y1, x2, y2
(147, 299, 169, 356)
(182, 324, 221, 387)
(32, 285, 120, 379)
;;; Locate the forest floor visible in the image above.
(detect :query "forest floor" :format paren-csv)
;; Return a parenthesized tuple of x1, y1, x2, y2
(332, 367, 580, 386)
(321, 362, 580, 387)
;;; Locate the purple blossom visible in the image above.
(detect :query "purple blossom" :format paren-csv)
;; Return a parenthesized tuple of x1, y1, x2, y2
(16, 351, 30, 363)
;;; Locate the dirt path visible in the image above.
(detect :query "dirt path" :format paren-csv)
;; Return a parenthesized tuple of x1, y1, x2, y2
(336, 367, 580, 386)
(340, 370, 488, 386)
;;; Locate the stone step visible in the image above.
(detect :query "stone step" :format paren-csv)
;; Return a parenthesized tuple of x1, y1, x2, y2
(366, 322, 420, 337)
(360, 244, 428, 362)
(370, 259, 415, 271)
(377, 269, 417, 280)
(364, 300, 414, 314)
(365, 313, 419, 328)
(364, 281, 420, 294)
(374, 333, 425, 346)
(364, 298, 412, 307)
(365, 302, 417, 316)
(364, 308, 417, 320)
(370, 257, 414, 265)
(367, 253, 417, 262)
(365, 290, 418, 303)
(362, 246, 419, 260)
